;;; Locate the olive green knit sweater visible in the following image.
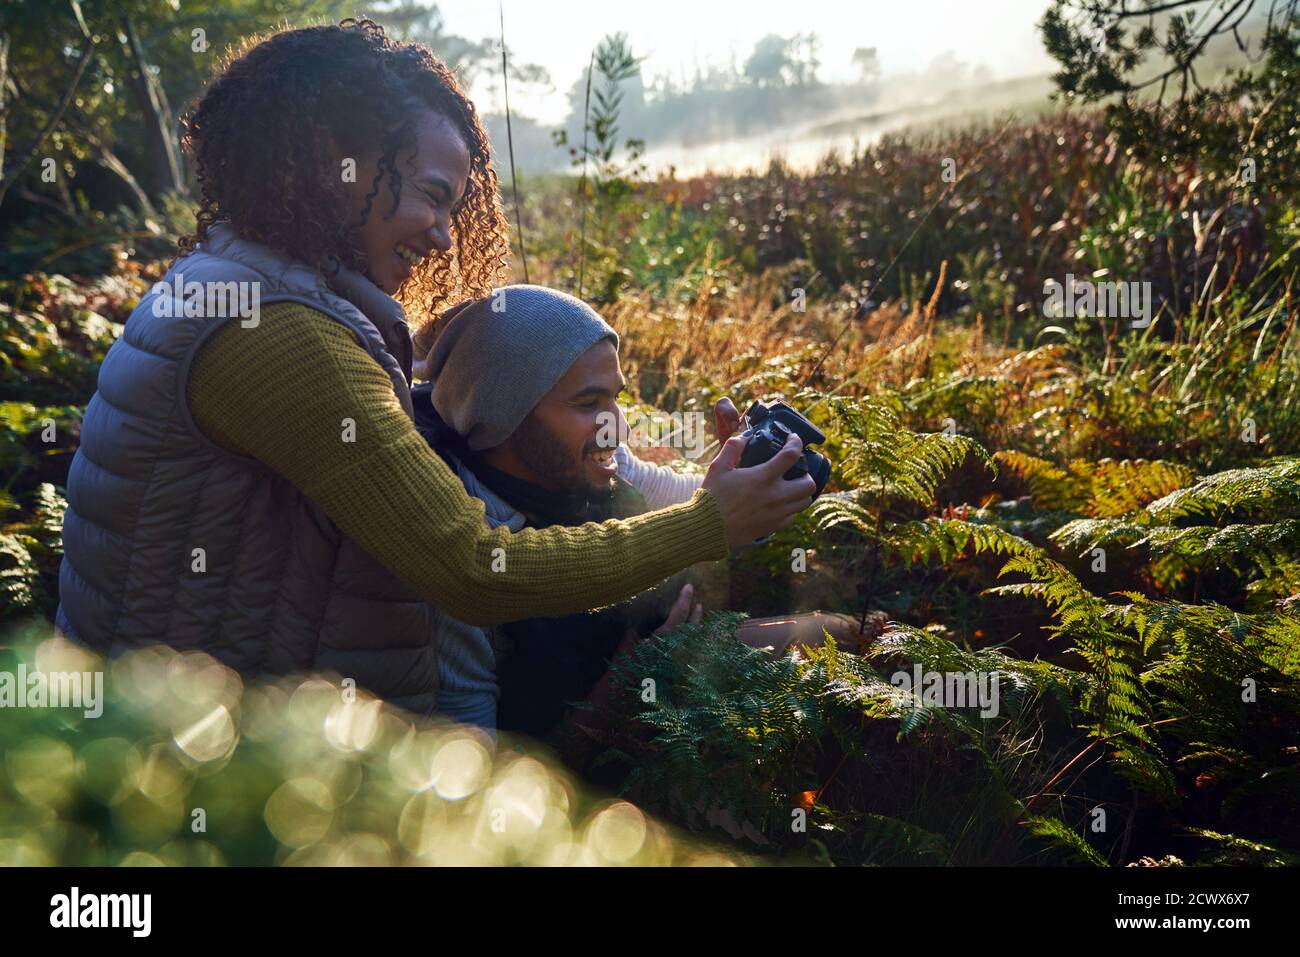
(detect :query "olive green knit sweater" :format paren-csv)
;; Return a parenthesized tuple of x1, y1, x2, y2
(186, 301, 728, 627)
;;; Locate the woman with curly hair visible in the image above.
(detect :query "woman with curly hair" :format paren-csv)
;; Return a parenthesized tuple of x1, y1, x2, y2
(56, 18, 813, 716)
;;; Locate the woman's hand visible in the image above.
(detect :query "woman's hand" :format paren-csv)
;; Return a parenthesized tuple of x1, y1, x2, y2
(702, 432, 815, 549)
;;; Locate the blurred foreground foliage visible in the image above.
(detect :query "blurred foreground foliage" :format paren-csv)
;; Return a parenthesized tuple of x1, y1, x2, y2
(0, 622, 744, 866)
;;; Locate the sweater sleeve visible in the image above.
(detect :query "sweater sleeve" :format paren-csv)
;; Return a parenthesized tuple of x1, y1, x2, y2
(613, 445, 704, 509)
(185, 302, 729, 627)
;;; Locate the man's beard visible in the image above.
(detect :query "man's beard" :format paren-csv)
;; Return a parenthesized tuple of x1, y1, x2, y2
(512, 413, 614, 501)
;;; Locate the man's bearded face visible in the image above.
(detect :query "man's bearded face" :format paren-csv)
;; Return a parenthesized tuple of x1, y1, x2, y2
(499, 340, 629, 500)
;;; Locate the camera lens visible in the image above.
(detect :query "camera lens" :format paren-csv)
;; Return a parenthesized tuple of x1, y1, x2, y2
(805, 452, 831, 497)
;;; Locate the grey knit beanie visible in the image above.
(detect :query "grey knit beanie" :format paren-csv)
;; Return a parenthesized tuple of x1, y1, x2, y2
(425, 284, 620, 451)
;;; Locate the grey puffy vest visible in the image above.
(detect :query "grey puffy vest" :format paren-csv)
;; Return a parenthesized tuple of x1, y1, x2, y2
(56, 224, 441, 715)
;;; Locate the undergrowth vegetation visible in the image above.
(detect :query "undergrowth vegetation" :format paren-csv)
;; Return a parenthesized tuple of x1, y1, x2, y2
(583, 397, 1300, 865)
(2, 18, 1297, 863)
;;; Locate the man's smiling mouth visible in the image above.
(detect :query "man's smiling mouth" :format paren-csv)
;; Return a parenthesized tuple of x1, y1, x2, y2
(587, 447, 617, 475)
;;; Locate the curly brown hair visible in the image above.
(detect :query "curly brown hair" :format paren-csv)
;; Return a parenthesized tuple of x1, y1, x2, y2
(179, 17, 509, 327)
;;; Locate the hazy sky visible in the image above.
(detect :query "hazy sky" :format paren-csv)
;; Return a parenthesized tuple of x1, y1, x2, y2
(440, 0, 1059, 122)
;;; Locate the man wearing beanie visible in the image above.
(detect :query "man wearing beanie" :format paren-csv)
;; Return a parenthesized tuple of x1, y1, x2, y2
(420, 283, 702, 509)
(412, 284, 864, 736)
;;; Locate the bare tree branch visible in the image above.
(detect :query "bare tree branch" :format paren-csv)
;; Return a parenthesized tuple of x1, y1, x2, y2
(1125, 0, 1254, 93)
(0, 0, 95, 207)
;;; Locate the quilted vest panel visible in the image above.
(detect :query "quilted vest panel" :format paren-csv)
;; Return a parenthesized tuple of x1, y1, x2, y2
(56, 224, 440, 716)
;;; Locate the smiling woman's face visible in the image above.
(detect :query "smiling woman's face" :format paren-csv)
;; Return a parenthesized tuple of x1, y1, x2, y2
(346, 110, 471, 294)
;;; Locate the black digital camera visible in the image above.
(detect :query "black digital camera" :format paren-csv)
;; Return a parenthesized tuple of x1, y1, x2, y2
(737, 400, 832, 499)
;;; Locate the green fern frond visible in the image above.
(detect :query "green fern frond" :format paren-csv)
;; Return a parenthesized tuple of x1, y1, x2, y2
(997, 453, 1196, 519)
(0, 533, 39, 615)
(1051, 517, 1148, 554)
(993, 451, 1090, 511)
(829, 396, 993, 507)
(885, 517, 1044, 566)
(989, 554, 1175, 800)
(1085, 458, 1196, 518)
(1136, 520, 1300, 574)
(853, 813, 953, 865)
(805, 493, 880, 541)
(1258, 615, 1300, 677)
(1181, 828, 1300, 866)
(868, 621, 1083, 728)
(1146, 458, 1300, 524)
(1021, 814, 1109, 866)
(989, 554, 1107, 629)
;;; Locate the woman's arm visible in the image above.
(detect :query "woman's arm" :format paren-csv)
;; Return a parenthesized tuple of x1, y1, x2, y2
(187, 302, 730, 627)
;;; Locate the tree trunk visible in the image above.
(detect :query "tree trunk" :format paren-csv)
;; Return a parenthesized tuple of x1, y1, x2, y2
(0, 32, 11, 184)
(0, 26, 94, 207)
(119, 14, 183, 197)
